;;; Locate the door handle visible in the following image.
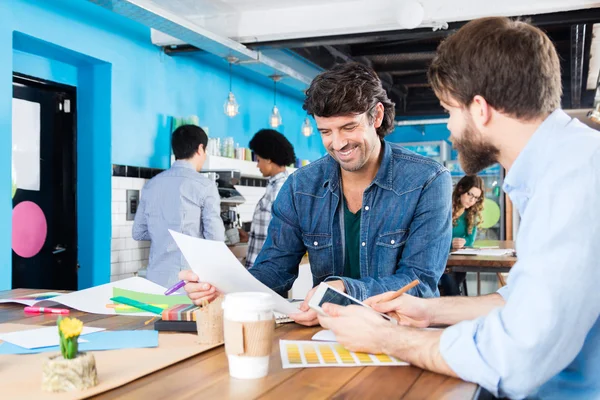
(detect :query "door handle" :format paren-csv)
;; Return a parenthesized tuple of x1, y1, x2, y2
(53, 245, 66, 255)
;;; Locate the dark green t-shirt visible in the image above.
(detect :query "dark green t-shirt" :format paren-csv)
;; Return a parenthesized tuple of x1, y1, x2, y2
(343, 199, 362, 279)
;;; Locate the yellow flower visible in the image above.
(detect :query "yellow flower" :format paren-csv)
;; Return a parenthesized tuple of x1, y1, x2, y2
(59, 317, 83, 339)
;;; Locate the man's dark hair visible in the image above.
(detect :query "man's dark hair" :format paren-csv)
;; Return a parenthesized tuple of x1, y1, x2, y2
(249, 129, 296, 167)
(302, 62, 396, 139)
(428, 17, 561, 120)
(171, 125, 208, 160)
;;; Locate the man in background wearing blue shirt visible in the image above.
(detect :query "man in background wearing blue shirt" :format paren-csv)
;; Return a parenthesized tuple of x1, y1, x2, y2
(133, 125, 224, 288)
(318, 17, 600, 399)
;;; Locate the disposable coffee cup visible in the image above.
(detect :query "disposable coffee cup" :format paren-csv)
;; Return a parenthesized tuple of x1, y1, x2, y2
(222, 292, 275, 379)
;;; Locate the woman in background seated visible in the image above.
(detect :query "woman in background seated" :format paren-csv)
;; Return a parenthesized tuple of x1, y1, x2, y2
(451, 175, 484, 250)
(440, 175, 485, 295)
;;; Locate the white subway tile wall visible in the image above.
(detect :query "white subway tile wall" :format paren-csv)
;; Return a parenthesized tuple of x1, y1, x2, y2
(110, 176, 150, 282)
(235, 185, 267, 223)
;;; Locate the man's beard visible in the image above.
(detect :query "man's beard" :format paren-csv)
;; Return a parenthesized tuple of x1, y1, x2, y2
(328, 143, 367, 172)
(453, 119, 500, 175)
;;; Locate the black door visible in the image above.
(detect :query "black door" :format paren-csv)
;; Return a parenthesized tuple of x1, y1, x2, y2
(12, 74, 77, 290)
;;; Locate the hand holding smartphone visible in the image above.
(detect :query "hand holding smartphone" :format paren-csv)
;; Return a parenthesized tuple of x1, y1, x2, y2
(308, 282, 397, 324)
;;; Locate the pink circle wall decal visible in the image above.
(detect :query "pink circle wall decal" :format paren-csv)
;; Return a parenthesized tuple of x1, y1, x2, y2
(12, 201, 47, 258)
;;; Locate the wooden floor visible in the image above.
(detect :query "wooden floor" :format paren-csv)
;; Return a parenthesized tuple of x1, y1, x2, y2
(0, 289, 478, 399)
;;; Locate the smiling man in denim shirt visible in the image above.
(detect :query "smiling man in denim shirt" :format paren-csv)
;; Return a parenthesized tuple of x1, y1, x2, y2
(180, 63, 452, 326)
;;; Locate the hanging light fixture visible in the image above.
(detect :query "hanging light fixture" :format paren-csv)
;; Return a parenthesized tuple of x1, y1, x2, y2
(269, 74, 283, 128)
(223, 56, 239, 118)
(301, 116, 313, 137)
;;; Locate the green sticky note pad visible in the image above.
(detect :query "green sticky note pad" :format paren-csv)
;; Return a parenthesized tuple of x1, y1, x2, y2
(112, 288, 192, 308)
(110, 296, 164, 315)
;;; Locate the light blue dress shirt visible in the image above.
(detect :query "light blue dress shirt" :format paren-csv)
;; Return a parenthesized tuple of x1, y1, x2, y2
(132, 160, 224, 288)
(440, 110, 600, 399)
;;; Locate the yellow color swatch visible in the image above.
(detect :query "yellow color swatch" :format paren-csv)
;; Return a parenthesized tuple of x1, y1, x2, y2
(286, 343, 303, 364)
(334, 344, 355, 364)
(374, 353, 393, 363)
(318, 344, 339, 364)
(354, 352, 373, 364)
(303, 345, 320, 364)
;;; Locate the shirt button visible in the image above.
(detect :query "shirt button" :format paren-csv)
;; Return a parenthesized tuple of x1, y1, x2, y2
(365, 206, 370, 211)
(391, 240, 395, 244)
(361, 242, 366, 247)
(313, 241, 319, 246)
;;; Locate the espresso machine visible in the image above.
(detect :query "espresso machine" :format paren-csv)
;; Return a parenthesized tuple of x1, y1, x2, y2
(199, 169, 245, 244)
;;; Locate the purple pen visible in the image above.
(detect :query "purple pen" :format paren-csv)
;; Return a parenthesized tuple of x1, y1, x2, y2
(164, 280, 186, 295)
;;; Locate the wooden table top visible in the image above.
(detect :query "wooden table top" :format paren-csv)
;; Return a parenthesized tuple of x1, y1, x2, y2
(446, 240, 517, 269)
(0, 289, 478, 399)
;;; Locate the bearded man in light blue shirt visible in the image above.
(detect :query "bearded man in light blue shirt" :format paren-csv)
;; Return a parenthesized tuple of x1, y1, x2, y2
(318, 17, 600, 399)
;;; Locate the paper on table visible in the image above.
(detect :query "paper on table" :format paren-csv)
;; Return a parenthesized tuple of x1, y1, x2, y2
(0, 292, 63, 306)
(451, 248, 515, 256)
(312, 329, 337, 342)
(280, 340, 409, 368)
(0, 326, 105, 349)
(170, 230, 299, 315)
(0, 330, 158, 355)
(44, 277, 169, 317)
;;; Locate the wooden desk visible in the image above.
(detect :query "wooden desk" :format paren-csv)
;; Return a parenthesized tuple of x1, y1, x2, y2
(446, 240, 517, 295)
(0, 289, 478, 399)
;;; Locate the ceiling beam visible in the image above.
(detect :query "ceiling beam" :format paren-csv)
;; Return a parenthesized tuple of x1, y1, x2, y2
(243, 9, 600, 50)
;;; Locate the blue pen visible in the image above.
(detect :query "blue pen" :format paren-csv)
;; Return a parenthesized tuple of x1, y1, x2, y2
(164, 280, 186, 295)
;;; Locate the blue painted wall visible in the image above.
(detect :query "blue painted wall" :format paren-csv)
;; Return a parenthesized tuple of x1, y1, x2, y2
(387, 122, 451, 144)
(0, 0, 324, 290)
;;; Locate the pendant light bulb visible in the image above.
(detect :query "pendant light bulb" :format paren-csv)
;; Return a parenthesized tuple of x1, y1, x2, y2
(269, 105, 282, 128)
(301, 117, 313, 137)
(224, 57, 239, 118)
(224, 92, 239, 117)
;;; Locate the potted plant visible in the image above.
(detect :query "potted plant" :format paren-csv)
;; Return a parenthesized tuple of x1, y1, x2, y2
(41, 317, 98, 392)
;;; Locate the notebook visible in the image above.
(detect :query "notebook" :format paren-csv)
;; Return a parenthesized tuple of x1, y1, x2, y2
(161, 301, 302, 325)
(276, 300, 302, 324)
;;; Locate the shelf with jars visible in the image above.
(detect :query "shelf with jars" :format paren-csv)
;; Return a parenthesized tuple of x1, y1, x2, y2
(202, 155, 296, 179)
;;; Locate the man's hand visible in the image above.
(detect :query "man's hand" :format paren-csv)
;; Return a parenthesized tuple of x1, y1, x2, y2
(291, 280, 346, 327)
(178, 270, 220, 305)
(365, 292, 434, 328)
(452, 238, 466, 249)
(318, 303, 393, 354)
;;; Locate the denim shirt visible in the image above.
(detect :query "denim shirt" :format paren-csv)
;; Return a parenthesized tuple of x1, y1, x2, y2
(249, 141, 452, 300)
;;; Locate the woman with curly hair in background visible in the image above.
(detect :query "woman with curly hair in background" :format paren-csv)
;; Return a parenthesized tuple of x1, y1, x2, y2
(451, 175, 485, 250)
(244, 129, 296, 269)
(440, 175, 485, 295)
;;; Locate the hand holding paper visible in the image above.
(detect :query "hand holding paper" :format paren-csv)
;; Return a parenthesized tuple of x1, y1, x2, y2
(169, 230, 299, 315)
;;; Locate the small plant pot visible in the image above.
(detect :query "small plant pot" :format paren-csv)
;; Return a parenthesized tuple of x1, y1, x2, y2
(42, 352, 98, 392)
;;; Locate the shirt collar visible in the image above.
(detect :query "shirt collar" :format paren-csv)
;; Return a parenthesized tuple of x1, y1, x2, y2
(503, 109, 572, 201)
(323, 140, 392, 192)
(171, 160, 196, 171)
(269, 170, 288, 185)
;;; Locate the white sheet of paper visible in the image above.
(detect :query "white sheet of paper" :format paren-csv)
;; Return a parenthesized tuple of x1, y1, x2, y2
(0, 292, 63, 306)
(0, 326, 104, 349)
(312, 329, 337, 342)
(451, 248, 515, 256)
(43, 277, 168, 317)
(170, 230, 299, 315)
(12, 98, 40, 191)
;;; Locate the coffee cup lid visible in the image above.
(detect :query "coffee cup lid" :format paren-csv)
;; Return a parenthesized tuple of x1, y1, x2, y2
(222, 292, 274, 312)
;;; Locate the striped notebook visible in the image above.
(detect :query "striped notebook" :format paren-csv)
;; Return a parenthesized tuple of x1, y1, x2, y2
(162, 304, 199, 321)
(161, 304, 298, 324)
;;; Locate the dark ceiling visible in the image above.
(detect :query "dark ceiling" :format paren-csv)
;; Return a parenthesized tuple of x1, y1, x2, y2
(244, 9, 600, 118)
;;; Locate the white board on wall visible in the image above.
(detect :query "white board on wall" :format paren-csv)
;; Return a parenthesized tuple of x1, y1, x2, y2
(12, 98, 41, 191)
